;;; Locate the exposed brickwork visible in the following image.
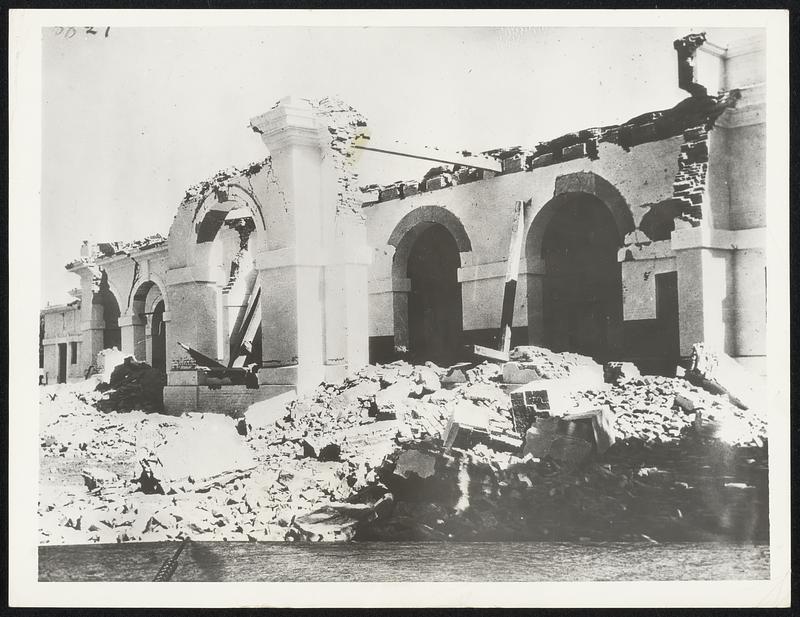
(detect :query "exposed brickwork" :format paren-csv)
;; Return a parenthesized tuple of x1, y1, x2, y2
(672, 126, 710, 226)
(310, 97, 369, 216)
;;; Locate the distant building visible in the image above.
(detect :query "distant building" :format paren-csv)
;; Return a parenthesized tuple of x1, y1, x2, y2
(40, 291, 83, 384)
(51, 32, 767, 412)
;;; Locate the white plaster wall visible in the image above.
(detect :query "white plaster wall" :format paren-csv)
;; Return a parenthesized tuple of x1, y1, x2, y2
(725, 123, 766, 230)
(621, 255, 677, 321)
(365, 137, 683, 338)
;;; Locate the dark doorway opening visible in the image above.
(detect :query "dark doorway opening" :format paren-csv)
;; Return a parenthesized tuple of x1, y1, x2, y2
(151, 300, 167, 373)
(93, 274, 121, 350)
(541, 195, 622, 361)
(57, 343, 67, 384)
(407, 224, 463, 366)
(654, 271, 680, 370)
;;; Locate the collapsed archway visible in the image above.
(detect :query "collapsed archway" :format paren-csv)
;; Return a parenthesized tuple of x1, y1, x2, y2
(405, 223, 464, 365)
(198, 205, 261, 367)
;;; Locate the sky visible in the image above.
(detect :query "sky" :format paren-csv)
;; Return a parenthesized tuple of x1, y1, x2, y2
(40, 25, 759, 304)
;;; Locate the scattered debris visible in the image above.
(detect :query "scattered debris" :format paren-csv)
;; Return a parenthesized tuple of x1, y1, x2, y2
(39, 344, 768, 545)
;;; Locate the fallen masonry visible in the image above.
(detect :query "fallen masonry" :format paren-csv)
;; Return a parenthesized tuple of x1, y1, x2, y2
(39, 345, 768, 545)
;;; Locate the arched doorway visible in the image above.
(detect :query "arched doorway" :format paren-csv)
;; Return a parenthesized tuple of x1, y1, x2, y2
(93, 274, 121, 350)
(151, 300, 167, 372)
(406, 223, 463, 365)
(538, 194, 623, 361)
(131, 280, 165, 364)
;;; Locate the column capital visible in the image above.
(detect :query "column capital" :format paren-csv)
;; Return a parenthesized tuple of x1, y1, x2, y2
(250, 96, 328, 152)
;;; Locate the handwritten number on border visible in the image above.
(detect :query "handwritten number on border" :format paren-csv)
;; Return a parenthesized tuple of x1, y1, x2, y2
(54, 26, 110, 38)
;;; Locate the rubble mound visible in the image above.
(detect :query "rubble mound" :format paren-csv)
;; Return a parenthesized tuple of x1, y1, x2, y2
(95, 356, 165, 413)
(504, 345, 604, 384)
(38, 345, 769, 546)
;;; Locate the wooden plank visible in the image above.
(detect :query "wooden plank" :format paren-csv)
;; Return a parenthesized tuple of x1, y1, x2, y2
(230, 286, 262, 368)
(498, 200, 527, 356)
(468, 344, 509, 363)
(468, 199, 529, 364)
(354, 137, 502, 173)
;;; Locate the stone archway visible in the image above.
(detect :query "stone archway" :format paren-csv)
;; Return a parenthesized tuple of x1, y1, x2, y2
(127, 279, 168, 367)
(91, 272, 122, 351)
(388, 206, 472, 364)
(526, 172, 634, 361)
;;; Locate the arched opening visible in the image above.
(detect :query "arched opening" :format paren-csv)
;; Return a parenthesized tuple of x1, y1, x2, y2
(93, 274, 121, 351)
(131, 280, 165, 363)
(537, 194, 623, 361)
(198, 204, 261, 367)
(151, 300, 167, 373)
(406, 223, 463, 365)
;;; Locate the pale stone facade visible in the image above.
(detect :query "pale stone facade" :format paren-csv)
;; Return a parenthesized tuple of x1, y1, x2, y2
(47, 32, 767, 412)
(41, 299, 83, 384)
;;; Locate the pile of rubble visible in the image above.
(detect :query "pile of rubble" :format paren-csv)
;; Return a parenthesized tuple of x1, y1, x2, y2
(38, 344, 768, 545)
(94, 356, 166, 413)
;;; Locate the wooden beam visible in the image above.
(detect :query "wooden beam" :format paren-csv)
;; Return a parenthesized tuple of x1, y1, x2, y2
(468, 344, 510, 364)
(470, 199, 530, 364)
(354, 137, 502, 173)
(498, 199, 528, 356)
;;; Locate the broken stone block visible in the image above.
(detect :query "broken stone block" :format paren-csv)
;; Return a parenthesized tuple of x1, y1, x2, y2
(337, 379, 381, 404)
(463, 382, 506, 404)
(413, 366, 441, 393)
(442, 400, 490, 449)
(373, 379, 417, 420)
(674, 389, 707, 412)
(393, 449, 437, 480)
(244, 390, 297, 431)
(465, 362, 503, 383)
(510, 379, 574, 433)
(137, 415, 256, 490)
(685, 343, 766, 411)
(441, 362, 472, 385)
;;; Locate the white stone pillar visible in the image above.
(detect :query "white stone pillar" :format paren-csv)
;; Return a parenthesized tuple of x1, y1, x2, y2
(250, 96, 371, 393)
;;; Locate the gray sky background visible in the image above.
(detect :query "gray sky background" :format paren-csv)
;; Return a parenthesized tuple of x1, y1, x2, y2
(41, 25, 757, 304)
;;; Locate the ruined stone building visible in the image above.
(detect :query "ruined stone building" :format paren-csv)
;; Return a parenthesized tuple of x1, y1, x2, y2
(42, 33, 767, 415)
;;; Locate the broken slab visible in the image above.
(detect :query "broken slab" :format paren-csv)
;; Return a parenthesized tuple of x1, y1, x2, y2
(441, 362, 473, 385)
(685, 343, 766, 411)
(509, 378, 583, 433)
(244, 390, 297, 431)
(504, 346, 604, 385)
(136, 415, 256, 489)
(442, 400, 490, 449)
(393, 449, 437, 480)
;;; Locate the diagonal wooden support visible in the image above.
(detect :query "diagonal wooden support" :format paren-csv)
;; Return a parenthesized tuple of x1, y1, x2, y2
(469, 199, 529, 363)
(354, 137, 502, 173)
